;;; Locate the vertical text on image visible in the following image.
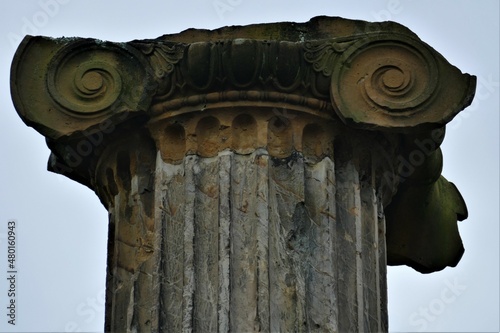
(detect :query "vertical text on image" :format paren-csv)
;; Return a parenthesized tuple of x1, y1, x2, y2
(6, 220, 18, 326)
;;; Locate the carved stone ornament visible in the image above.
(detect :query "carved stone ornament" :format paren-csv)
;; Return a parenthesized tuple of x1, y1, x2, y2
(11, 16, 475, 332)
(12, 17, 475, 138)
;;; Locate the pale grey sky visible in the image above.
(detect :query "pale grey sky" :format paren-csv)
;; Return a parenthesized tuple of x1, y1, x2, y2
(0, 1, 498, 332)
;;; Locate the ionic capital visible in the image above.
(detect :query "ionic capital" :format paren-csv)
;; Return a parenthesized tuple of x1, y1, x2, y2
(11, 17, 475, 139)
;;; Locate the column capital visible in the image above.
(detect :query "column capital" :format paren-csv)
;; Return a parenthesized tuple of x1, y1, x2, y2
(11, 16, 475, 140)
(11, 16, 475, 280)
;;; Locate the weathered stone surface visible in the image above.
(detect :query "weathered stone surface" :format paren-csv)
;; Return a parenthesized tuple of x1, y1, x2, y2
(11, 17, 475, 139)
(10, 16, 475, 333)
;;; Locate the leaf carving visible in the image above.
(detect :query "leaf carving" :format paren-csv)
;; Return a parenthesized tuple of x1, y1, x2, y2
(131, 42, 186, 78)
(303, 38, 359, 76)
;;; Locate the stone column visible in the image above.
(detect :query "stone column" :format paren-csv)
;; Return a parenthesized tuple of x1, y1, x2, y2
(11, 17, 475, 332)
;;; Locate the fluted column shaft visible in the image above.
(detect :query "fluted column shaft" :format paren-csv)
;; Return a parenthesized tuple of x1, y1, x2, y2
(96, 108, 393, 332)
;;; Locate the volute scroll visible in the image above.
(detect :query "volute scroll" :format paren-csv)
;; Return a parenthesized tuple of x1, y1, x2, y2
(327, 33, 476, 129)
(11, 36, 156, 139)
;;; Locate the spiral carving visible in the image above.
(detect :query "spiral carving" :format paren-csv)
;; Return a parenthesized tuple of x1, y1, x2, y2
(47, 40, 127, 116)
(330, 35, 439, 127)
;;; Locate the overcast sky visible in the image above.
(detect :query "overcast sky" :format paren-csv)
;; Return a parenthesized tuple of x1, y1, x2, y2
(0, 1, 498, 332)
